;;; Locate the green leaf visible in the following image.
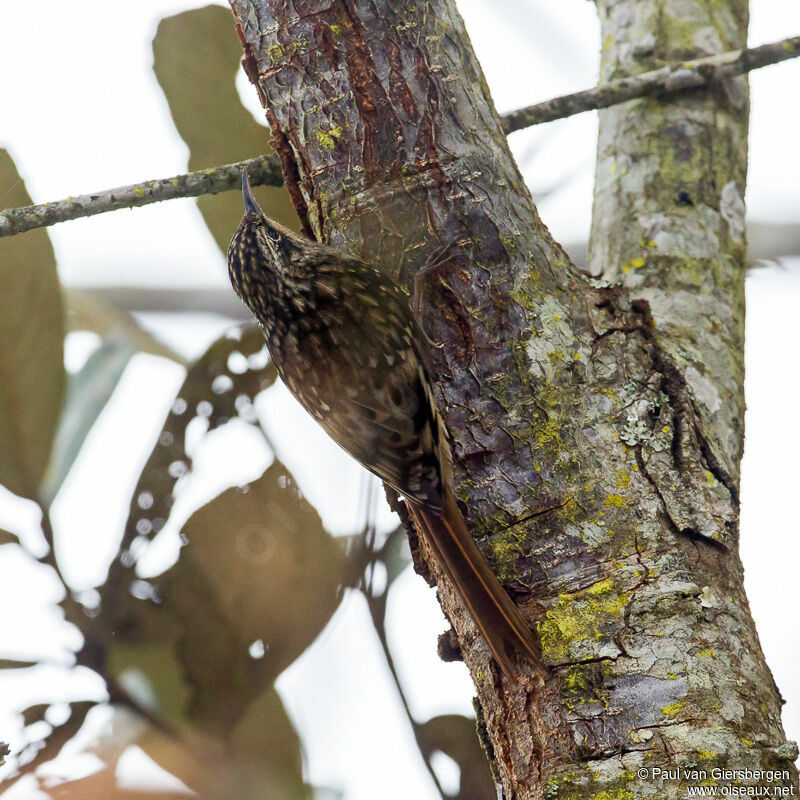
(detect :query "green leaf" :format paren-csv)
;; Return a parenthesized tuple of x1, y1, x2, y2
(152, 5, 298, 253)
(0, 150, 66, 500)
(418, 715, 496, 800)
(40, 334, 136, 505)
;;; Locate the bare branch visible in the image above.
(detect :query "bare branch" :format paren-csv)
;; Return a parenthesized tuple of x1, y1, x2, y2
(0, 36, 797, 239)
(502, 33, 800, 133)
(0, 155, 282, 238)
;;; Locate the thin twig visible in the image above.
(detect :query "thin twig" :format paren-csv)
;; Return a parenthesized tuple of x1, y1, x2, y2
(0, 154, 282, 238)
(357, 516, 446, 799)
(502, 33, 800, 133)
(1, 36, 798, 238)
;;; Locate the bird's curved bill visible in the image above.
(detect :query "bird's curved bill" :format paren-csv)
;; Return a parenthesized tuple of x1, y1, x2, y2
(242, 169, 262, 216)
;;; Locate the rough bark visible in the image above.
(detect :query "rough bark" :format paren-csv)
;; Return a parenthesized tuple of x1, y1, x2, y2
(227, 1, 798, 798)
(580, 0, 799, 794)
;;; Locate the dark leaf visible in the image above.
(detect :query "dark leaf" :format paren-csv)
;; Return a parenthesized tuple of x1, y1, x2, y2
(152, 5, 298, 253)
(418, 715, 496, 800)
(137, 688, 307, 799)
(1, 701, 96, 793)
(0, 658, 37, 669)
(46, 764, 189, 800)
(105, 323, 276, 617)
(21, 703, 50, 726)
(378, 525, 412, 589)
(0, 150, 66, 500)
(227, 688, 307, 799)
(0, 528, 20, 547)
(165, 461, 345, 721)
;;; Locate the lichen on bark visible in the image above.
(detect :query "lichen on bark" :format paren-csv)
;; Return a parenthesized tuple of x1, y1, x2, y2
(228, 0, 797, 796)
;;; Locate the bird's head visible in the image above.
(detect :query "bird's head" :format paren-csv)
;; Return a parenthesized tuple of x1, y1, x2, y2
(227, 170, 309, 306)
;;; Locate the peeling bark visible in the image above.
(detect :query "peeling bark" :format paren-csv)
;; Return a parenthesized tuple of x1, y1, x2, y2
(228, 0, 797, 797)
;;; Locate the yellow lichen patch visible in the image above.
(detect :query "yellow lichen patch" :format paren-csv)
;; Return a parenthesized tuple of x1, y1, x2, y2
(605, 494, 625, 507)
(621, 257, 646, 274)
(316, 126, 344, 151)
(587, 577, 614, 597)
(661, 700, 686, 717)
(486, 527, 528, 583)
(564, 664, 590, 693)
(538, 579, 629, 661)
(697, 648, 715, 658)
(268, 38, 308, 64)
(592, 792, 634, 800)
(614, 470, 630, 489)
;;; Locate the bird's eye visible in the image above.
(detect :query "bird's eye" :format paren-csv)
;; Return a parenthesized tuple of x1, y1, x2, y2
(267, 228, 280, 242)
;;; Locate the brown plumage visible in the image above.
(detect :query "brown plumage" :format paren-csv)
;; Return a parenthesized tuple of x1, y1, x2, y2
(227, 170, 544, 679)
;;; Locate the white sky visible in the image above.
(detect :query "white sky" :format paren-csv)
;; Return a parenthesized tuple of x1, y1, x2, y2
(0, 1, 799, 798)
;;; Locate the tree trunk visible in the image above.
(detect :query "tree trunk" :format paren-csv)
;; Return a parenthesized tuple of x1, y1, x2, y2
(228, 0, 798, 797)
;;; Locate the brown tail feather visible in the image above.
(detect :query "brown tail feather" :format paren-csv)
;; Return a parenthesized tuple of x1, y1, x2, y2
(409, 487, 546, 680)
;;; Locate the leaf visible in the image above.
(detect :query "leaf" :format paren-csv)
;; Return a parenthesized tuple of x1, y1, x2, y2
(40, 334, 137, 505)
(108, 461, 344, 736)
(0, 528, 20, 547)
(45, 763, 190, 800)
(107, 324, 276, 595)
(0, 149, 66, 500)
(21, 703, 50, 726)
(0, 702, 95, 793)
(227, 688, 306, 799)
(0, 658, 37, 669)
(101, 324, 280, 717)
(152, 5, 298, 252)
(166, 461, 345, 719)
(136, 689, 307, 799)
(379, 525, 412, 588)
(417, 715, 496, 800)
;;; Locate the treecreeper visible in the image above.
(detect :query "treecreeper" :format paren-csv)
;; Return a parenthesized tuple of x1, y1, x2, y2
(227, 170, 545, 680)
